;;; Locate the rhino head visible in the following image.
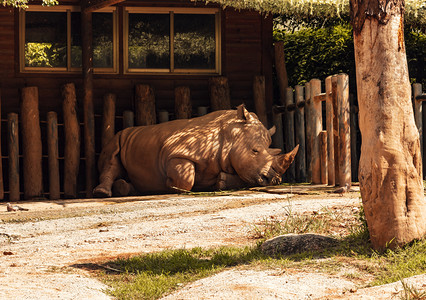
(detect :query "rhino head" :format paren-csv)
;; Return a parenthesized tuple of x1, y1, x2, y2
(227, 105, 299, 187)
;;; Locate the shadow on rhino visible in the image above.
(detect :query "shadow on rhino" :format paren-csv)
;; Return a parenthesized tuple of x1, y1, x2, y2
(93, 104, 298, 197)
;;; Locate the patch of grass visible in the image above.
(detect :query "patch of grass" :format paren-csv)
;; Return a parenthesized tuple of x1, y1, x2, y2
(103, 246, 265, 300)
(100, 206, 425, 299)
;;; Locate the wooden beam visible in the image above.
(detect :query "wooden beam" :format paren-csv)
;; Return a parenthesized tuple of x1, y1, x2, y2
(82, 0, 125, 13)
(81, 8, 96, 198)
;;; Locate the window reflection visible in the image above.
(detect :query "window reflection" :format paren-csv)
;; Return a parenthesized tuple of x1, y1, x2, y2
(25, 12, 67, 68)
(174, 14, 215, 69)
(128, 14, 170, 69)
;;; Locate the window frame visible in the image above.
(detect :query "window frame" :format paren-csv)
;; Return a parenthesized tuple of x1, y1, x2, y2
(124, 7, 221, 75)
(19, 5, 119, 74)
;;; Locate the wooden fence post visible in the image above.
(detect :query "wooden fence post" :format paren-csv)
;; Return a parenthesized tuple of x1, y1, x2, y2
(47, 111, 60, 200)
(135, 84, 156, 126)
(102, 93, 116, 149)
(337, 73, 351, 187)
(284, 87, 295, 182)
(413, 83, 423, 161)
(253, 75, 268, 126)
(175, 86, 192, 119)
(320, 130, 328, 184)
(350, 94, 359, 182)
(209, 76, 231, 111)
(325, 76, 335, 186)
(8, 113, 20, 201)
(274, 41, 288, 105)
(62, 83, 80, 199)
(197, 106, 208, 116)
(304, 82, 312, 182)
(123, 110, 134, 129)
(0, 89, 3, 200)
(158, 111, 169, 123)
(21, 86, 43, 199)
(332, 75, 339, 186)
(309, 79, 322, 184)
(272, 109, 284, 151)
(295, 85, 306, 182)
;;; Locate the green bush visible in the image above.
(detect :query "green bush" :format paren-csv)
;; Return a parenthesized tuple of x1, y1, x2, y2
(274, 24, 425, 90)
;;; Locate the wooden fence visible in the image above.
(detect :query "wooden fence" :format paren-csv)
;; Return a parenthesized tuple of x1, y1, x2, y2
(0, 77, 423, 201)
(271, 74, 354, 188)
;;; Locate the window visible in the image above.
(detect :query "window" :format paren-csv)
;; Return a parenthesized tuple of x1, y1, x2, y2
(20, 6, 220, 75)
(124, 8, 220, 74)
(20, 6, 117, 73)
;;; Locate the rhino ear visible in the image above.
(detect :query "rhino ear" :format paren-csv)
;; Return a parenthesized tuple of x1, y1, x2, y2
(237, 104, 254, 123)
(277, 144, 299, 172)
(268, 126, 276, 136)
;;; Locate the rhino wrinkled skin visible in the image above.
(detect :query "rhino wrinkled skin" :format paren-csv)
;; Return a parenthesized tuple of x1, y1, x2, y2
(93, 105, 299, 197)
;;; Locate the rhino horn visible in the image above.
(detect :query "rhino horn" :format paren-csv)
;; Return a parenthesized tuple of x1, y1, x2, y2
(276, 144, 299, 174)
(268, 126, 276, 136)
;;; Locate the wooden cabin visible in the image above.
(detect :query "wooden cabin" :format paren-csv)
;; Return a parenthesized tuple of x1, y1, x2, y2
(0, 0, 273, 200)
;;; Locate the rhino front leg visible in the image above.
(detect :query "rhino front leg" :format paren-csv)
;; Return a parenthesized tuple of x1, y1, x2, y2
(93, 152, 124, 197)
(166, 158, 195, 192)
(216, 172, 248, 190)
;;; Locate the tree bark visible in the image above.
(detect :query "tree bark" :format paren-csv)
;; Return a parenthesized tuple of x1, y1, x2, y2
(351, 0, 426, 249)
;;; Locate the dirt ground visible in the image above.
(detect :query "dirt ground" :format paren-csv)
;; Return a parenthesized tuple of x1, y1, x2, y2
(0, 185, 425, 299)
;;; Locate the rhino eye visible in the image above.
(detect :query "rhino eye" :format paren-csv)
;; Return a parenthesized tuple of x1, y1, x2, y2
(252, 148, 260, 154)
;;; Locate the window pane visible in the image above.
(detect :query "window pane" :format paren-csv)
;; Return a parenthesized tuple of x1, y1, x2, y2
(174, 14, 215, 70)
(25, 12, 67, 68)
(128, 14, 170, 69)
(71, 12, 114, 69)
(71, 12, 81, 68)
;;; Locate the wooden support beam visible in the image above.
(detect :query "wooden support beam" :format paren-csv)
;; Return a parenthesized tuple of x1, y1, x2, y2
(313, 93, 326, 102)
(82, 8, 96, 198)
(135, 84, 157, 126)
(82, 0, 125, 13)
(175, 86, 192, 119)
(253, 75, 268, 126)
(272, 110, 284, 151)
(337, 73, 351, 187)
(47, 112, 60, 200)
(63, 83, 80, 199)
(320, 130, 328, 184)
(21, 86, 43, 199)
(325, 76, 335, 186)
(0, 90, 3, 200)
(209, 76, 231, 111)
(309, 79, 322, 184)
(332, 75, 339, 186)
(284, 87, 295, 182)
(102, 93, 116, 149)
(8, 113, 20, 201)
(294, 85, 306, 182)
(274, 41, 288, 105)
(304, 82, 312, 182)
(413, 83, 423, 178)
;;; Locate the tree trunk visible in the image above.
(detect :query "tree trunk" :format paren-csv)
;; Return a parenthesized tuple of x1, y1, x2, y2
(351, 0, 426, 249)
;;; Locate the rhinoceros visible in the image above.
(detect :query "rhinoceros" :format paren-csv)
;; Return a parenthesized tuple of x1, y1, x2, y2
(93, 104, 298, 197)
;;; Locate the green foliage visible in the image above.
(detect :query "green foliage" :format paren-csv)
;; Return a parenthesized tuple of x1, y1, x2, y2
(2, 0, 57, 8)
(274, 23, 426, 89)
(25, 42, 65, 67)
(274, 24, 355, 87)
(202, 0, 425, 30)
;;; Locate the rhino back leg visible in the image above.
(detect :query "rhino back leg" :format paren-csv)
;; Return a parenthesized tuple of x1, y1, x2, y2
(166, 158, 195, 192)
(93, 133, 125, 197)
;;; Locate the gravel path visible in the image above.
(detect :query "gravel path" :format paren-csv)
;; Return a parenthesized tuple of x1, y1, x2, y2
(0, 188, 425, 299)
